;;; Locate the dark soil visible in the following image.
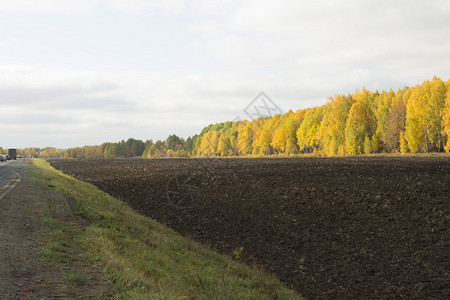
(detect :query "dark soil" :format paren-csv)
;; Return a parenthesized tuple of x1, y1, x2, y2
(50, 156, 450, 299)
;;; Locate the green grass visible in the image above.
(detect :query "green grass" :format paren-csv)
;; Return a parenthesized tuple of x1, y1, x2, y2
(38, 206, 78, 263)
(31, 159, 302, 299)
(64, 270, 89, 286)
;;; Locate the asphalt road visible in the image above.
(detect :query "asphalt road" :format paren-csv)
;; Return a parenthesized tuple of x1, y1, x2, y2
(0, 160, 26, 200)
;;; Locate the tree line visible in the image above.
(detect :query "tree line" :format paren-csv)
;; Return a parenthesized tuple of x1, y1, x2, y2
(0, 147, 63, 158)
(17, 76, 450, 159)
(195, 77, 450, 156)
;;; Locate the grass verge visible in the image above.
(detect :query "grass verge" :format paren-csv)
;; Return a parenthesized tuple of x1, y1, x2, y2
(39, 209, 77, 264)
(31, 159, 301, 299)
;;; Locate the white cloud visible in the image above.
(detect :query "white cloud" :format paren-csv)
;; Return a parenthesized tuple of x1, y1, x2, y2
(0, 0, 99, 13)
(0, 65, 241, 147)
(191, 0, 450, 90)
(0, 0, 182, 14)
(106, 0, 159, 14)
(1, 0, 450, 148)
(0, 65, 113, 90)
(0, 36, 17, 49)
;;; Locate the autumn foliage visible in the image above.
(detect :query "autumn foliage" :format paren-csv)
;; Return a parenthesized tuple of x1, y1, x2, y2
(192, 77, 449, 157)
(50, 77, 450, 159)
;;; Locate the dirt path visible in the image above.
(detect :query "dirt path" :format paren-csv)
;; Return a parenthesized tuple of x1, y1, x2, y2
(0, 160, 101, 299)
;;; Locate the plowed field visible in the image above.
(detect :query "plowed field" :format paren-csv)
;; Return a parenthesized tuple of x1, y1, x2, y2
(50, 156, 450, 299)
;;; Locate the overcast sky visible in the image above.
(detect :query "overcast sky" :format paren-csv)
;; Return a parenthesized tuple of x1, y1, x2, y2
(1, 0, 449, 148)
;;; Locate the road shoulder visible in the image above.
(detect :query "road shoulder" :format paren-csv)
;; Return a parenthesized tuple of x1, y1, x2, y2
(0, 160, 104, 299)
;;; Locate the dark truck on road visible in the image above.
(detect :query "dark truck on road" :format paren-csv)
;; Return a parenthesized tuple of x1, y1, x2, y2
(8, 149, 17, 160)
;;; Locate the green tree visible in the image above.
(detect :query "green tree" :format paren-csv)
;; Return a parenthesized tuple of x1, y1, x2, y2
(104, 144, 114, 159)
(166, 134, 183, 150)
(183, 137, 192, 154)
(125, 138, 145, 157)
(155, 140, 166, 151)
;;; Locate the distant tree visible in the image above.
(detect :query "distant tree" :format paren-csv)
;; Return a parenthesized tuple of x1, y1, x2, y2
(400, 131, 408, 154)
(371, 133, 383, 153)
(373, 89, 395, 148)
(406, 78, 446, 152)
(319, 95, 354, 156)
(427, 78, 446, 151)
(443, 79, 450, 152)
(385, 90, 407, 152)
(149, 144, 158, 157)
(210, 131, 219, 155)
(199, 132, 211, 155)
(217, 132, 231, 156)
(405, 82, 428, 153)
(199, 131, 219, 155)
(272, 121, 287, 154)
(285, 118, 298, 154)
(364, 135, 372, 154)
(238, 121, 253, 155)
(229, 128, 239, 155)
(256, 126, 272, 155)
(104, 145, 114, 159)
(255, 116, 279, 155)
(113, 140, 125, 157)
(185, 136, 193, 154)
(125, 138, 145, 157)
(297, 107, 325, 153)
(59, 76, 450, 159)
(166, 134, 183, 150)
(155, 140, 166, 150)
(193, 135, 202, 155)
(345, 94, 377, 155)
(142, 145, 150, 158)
(293, 108, 307, 126)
